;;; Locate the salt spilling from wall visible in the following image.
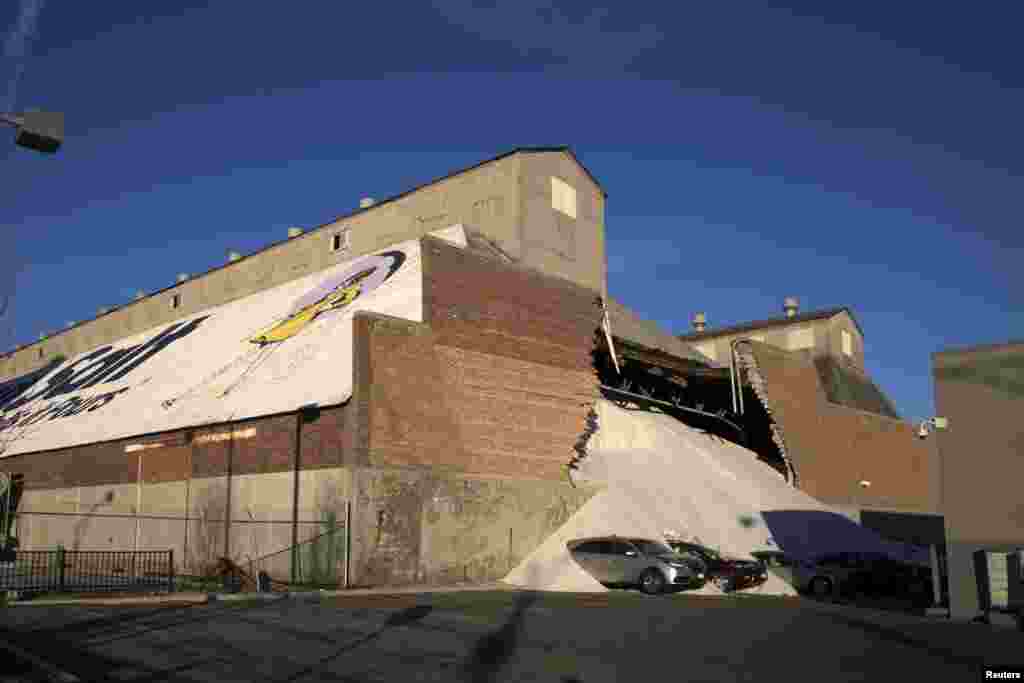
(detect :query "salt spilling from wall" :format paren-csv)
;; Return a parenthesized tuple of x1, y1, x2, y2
(503, 400, 928, 595)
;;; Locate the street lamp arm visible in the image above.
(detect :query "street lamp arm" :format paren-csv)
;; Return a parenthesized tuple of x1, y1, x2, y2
(0, 112, 25, 128)
(2, 110, 63, 153)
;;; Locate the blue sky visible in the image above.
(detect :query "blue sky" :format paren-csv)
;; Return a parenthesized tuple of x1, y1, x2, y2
(2, 2, 1021, 423)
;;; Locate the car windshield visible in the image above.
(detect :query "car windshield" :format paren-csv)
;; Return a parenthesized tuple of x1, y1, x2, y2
(629, 539, 672, 555)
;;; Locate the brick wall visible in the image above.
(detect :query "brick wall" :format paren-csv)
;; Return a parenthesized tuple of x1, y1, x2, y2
(0, 404, 352, 489)
(749, 342, 937, 512)
(354, 236, 602, 481)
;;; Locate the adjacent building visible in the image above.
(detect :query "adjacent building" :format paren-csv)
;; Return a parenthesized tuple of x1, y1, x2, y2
(932, 341, 1024, 620)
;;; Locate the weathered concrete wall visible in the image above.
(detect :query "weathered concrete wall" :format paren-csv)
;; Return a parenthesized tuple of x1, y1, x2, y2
(348, 467, 599, 587)
(519, 151, 606, 295)
(749, 342, 937, 513)
(933, 342, 1024, 619)
(1, 405, 355, 578)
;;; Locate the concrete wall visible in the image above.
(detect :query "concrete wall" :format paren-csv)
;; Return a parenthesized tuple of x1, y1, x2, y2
(519, 151, 606, 295)
(2, 148, 607, 381)
(0, 406, 354, 578)
(933, 342, 1024, 619)
(749, 341, 937, 513)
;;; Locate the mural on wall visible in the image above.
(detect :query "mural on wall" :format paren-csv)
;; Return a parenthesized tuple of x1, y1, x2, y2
(160, 250, 407, 410)
(0, 226, 466, 458)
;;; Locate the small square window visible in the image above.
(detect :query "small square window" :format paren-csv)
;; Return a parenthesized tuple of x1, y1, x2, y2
(551, 177, 577, 219)
(331, 229, 351, 253)
(841, 329, 854, 356)
(170, 293, 181, 309)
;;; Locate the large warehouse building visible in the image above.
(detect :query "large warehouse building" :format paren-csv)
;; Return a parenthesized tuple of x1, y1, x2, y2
(0, 147, 995, 602)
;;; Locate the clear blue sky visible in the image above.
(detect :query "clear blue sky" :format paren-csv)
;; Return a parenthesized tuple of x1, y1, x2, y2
(2, 2, 1021, 423)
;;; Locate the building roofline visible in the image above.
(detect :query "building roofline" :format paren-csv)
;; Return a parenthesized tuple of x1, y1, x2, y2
(677, 307, 864, 342)
(932, 339, 1024, 358)
(1, 146, 605, 363)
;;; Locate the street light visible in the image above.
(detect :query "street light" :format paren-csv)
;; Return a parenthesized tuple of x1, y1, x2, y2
(1, 110, 63, 153)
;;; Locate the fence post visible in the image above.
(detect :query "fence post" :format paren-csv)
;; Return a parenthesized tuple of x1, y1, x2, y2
(57, 546, 65, 593)
(344, 501, 351, 590)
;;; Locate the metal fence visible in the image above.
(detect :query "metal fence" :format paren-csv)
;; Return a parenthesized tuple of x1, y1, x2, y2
(0, 549, 174, 596)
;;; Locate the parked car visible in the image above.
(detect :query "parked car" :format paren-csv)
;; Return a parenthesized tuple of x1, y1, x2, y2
(667, 541, 768, 592)
(567, 536, 705, 594)
(794, 551, 933, 606)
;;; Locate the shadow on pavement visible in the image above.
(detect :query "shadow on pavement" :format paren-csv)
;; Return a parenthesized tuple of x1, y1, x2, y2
(1, 601, 281, 682)
(458, 591, 540, 683)
(275, 604, 434, 683)
(811, 609, 987, 670)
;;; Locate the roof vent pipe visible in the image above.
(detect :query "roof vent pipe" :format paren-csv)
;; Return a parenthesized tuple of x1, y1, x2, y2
(287, 227, 304, 238)
(228, 250, 242, 262)
(359, 197, 375, 209)
(784, 297, 799, 318)
(692, 312, 706, 333)
(177, 273, 190, 283)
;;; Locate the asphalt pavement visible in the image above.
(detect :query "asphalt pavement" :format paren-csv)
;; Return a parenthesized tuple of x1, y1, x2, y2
(2, 590, 1022, 682)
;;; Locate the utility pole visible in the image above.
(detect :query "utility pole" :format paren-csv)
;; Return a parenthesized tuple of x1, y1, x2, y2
(1, 109, 63, 153)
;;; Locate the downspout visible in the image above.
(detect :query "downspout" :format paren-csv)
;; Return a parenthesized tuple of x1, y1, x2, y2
(134, 454, 143, 552)
(291, 412, 302, 584)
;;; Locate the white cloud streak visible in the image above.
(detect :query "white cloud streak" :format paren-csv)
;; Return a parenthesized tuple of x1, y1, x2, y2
(3, 0, 47, 111)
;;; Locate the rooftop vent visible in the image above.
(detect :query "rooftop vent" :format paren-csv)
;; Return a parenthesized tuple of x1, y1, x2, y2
(784, 297, 799, 318)
(177, 273, 190, 283)
(288, 227, 304, 238)
(359, 197, 375, 209)
(228, 250, 242, 263)
(692, 312, 707, 333)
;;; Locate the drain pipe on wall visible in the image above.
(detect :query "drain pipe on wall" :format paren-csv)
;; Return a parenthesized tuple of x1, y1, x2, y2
(134, 454, 143, 553)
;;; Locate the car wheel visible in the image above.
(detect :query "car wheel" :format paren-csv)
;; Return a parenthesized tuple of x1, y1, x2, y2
(810, 577, 833, 600)
(639, 569, 666, 595)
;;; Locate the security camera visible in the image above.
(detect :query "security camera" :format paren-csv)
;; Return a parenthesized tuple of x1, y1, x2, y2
(858, 480, 871, 489)
(917, 422, 930, 439)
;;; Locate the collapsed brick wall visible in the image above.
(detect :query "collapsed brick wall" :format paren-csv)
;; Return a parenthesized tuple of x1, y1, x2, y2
(748, 342, 937, 513)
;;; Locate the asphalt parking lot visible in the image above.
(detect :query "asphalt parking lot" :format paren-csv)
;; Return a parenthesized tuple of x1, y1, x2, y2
(2, 590, 1022, 682)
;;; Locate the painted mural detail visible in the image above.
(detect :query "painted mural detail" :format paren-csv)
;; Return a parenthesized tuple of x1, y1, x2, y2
(0, 317, 209, 434)
(249, 251, 405, 346)
(160, 250, 407, 410)
(0, 229, 455, 458)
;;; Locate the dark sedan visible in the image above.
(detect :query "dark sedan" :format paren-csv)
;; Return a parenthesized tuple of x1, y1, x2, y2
(668, 541, 768, 592)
